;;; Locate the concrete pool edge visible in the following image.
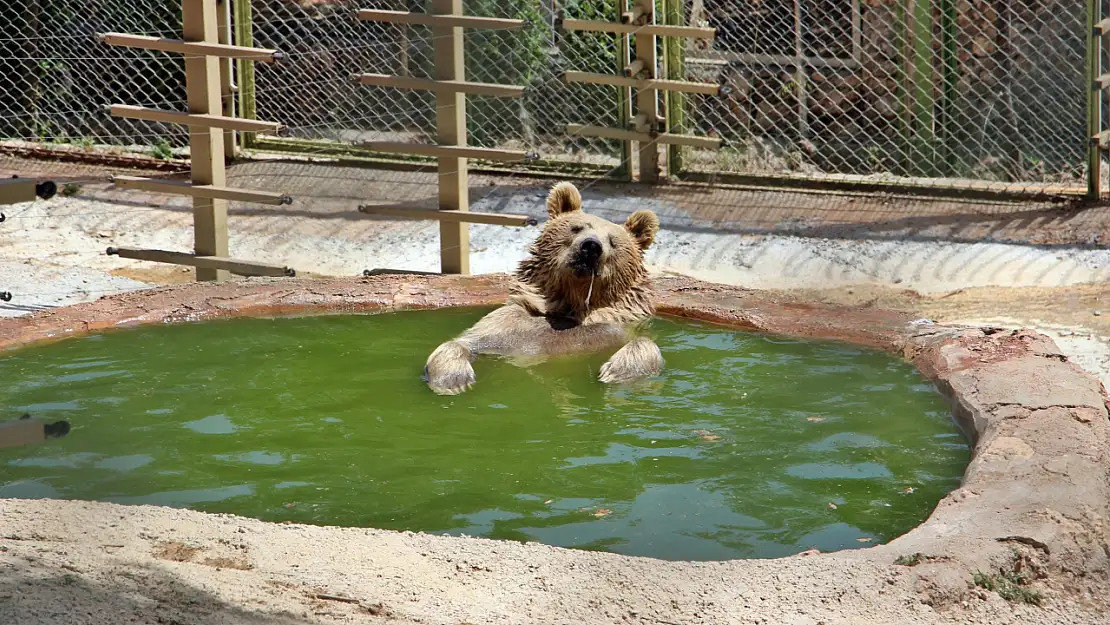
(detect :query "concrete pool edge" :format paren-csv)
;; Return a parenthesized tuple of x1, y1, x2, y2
(1, 273, 1108, 620)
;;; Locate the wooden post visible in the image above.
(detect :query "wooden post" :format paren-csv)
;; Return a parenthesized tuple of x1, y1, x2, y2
(183, 0, 230, 282)
(431, 0, 468, 275)
(217, 0, 237, 161)
(634, 0, 659, 183)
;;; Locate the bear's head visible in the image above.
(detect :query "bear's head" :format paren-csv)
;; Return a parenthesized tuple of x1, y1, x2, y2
(515, 181, 659, 320)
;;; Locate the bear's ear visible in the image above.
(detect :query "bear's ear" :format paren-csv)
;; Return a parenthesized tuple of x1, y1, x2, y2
(546, 181, 582, 218)
(624, 210, 659, 250)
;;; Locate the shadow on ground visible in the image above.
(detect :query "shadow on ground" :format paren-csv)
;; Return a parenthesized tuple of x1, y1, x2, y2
(0, 558, 347, 625)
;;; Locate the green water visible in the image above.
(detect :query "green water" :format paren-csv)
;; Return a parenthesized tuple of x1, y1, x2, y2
(0, 309, 968, 560)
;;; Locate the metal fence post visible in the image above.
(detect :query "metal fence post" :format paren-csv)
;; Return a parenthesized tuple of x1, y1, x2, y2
(662, 0, 686, 176)
(616, 0, 633, 181)
(232, 0, 257, 150)
(634, 0, 660, 183)
(217, 0, 237, 160)
(1087, 0, 1102, 200)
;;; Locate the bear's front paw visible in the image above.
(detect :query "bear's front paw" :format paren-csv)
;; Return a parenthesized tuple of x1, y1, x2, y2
(424, 340, 476, 395)
(425, 360, 476, 396)
(599, 336, 664, 385)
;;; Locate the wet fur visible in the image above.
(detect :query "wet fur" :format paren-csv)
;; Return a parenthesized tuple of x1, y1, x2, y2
(424, 181, 664, 395)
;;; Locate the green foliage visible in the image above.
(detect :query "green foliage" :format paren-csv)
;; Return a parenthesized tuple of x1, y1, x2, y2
(894, 553, 923, 566)
(973, 571, 1044, 606)
(560, 0, 621, 75)
(151, 138, 173, 161)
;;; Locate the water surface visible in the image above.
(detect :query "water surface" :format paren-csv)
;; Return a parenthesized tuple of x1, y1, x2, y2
(0, 309, 968, 560)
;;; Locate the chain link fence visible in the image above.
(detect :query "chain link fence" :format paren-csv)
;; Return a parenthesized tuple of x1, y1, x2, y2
(675, 0, 1091, 193)
(247, 0, 627, 173)
(0, 0, 1097, 196)
(0, 0, 189, 155)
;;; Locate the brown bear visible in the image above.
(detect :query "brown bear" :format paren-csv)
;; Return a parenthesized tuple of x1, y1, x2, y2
(423, 181, 665, 395)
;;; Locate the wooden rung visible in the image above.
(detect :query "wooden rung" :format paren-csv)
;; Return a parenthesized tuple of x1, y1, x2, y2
(98, 33, 281, 63)
(106, 247, 295, 277)
(354, 9, 523, 30)
(624, 59, 646, 77)
(1097, 72, 1110, 91)
(566, 123, 722, 149)
(1095, 130, 1110, 147)
(107, 105, 281, 132)
(358, 205, 537, 227)
(112, 175, 293, 205)
(564, 71, 719, 95)
(560, 19, 716, 40)
(362, 141, 536, 162)
(351, 73, 524, 98)
(1097, 17, 1110, 34)
(0, 178, 57, 205)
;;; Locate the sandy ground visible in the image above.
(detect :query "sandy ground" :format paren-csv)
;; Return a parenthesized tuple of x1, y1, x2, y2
(1, 498, 1105, 625)
(3, 275, 1110, 625)
(2, 153, 1110, 624)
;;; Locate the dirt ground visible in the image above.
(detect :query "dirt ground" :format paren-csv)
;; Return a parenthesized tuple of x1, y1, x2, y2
(2, 274, 1110, 625)
(2, 150, 1110, 624)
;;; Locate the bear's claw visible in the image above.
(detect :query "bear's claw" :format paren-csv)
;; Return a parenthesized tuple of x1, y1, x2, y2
(425, 340, 476, 395)
(599, 336, 664, 384)
(427, 364, 476, 395)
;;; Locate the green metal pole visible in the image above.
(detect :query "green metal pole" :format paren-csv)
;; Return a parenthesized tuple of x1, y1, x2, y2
(615, 0, 633, 181)
(232, 0, 257, 150)
(1087, 0, 1102, 199)
(663, 0, 686, 176)
(938, 0, 957, 176)
(910, 0, 935, 176)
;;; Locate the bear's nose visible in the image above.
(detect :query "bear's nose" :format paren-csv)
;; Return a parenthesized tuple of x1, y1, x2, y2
(579, 236, 602, 261)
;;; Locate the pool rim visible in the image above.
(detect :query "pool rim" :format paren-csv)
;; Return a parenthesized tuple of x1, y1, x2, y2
(1, 272, 1107, 605)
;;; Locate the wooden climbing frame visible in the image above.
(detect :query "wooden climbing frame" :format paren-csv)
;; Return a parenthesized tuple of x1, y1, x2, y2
(98, 0, 295, 281)
(353, 0, 538, 275)
(561, 0, 720, 183)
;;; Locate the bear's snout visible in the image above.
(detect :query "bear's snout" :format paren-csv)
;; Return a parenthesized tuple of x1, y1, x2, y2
(572, 235, 604, 276)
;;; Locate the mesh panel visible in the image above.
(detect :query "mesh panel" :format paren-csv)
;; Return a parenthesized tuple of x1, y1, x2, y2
(0, 0, 1093, 194)
(249, 0, 626, 171)
(676, 0, 1088, 192)
(0, 0, 188, 152)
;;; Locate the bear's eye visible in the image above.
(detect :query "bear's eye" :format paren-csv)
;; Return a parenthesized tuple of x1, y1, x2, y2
(609, 235, 618, 248)
(569, 225, 584, 234)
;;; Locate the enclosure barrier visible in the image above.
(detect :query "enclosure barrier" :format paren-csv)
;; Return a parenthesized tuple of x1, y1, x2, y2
(1089, 0, 1106, 198)
(353, 0, 538, 276)
(97, 0, 296, 282)
(559, 0, 720, 182)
